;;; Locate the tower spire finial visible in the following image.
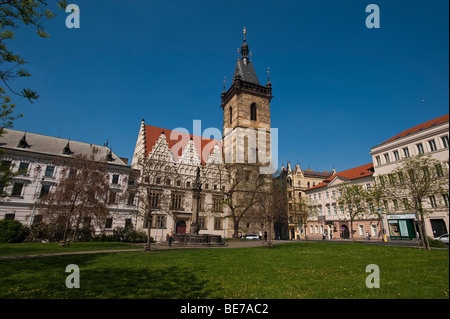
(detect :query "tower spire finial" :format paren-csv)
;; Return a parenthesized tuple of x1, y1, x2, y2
(240, 27, 249, 60)
(266, 67, 272, 87)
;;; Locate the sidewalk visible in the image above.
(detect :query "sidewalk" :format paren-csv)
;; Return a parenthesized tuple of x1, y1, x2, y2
(0, 238, 436, 261)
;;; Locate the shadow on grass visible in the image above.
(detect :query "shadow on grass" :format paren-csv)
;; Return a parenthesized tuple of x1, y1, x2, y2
(0, 253, 219, 299)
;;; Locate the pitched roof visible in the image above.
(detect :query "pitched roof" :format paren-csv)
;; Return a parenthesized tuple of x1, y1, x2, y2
(304, 163, 374, 192)
(0, 129, 128, 166)
(376, 113, 449, 147)
(143, 125, 221, 166)
(232, 58, 260, 85)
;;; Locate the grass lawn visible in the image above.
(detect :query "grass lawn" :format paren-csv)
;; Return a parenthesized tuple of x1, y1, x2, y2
(0, 242, 139, 257)
(0, 242, 448, 299)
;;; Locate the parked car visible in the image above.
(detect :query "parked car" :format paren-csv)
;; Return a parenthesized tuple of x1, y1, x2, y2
(435, 233, 449, 245)
(244, 234, 259, 240)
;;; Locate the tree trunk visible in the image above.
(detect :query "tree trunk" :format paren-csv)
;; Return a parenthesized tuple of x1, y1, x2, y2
(71, 212, 82, 242)
(145, 219, 152, 252)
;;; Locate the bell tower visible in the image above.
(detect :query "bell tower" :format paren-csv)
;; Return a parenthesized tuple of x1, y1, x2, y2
(221, 28, 273, 170)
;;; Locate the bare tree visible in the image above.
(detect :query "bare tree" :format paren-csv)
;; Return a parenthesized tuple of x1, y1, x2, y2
(251, 175, 287, 246)
(375, 154, 449, 250)
(215, 163, 268, 238)
(37, 149, 110, 243)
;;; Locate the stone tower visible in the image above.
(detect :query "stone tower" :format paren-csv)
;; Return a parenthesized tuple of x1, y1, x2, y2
(220, 28, 277, 238)
(220, 28, 273, 171)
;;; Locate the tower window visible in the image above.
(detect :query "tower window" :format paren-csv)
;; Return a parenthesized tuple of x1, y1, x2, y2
(229, 107, 232, 125)
(250, 103, 257, 121)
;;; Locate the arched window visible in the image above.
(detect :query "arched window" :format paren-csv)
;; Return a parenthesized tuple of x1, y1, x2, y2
(229, 106, 232, 125)
(250, 103, 257, 121)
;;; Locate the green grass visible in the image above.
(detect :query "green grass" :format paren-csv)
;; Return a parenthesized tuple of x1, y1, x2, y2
(0, 242, 448, 299)
(0, 242, 139, 257)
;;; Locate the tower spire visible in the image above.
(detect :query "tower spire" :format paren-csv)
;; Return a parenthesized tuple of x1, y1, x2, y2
(240, 26, 249, 60)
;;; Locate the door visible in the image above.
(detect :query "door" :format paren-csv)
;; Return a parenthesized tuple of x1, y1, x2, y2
(340, 225, 350, 239)
(176, 220, 186, 234)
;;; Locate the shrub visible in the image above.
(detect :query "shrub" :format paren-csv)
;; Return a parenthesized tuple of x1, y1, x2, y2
(0, 219, 28, 243)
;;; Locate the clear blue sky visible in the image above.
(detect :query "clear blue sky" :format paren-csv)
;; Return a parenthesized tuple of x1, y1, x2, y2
(8, 0, 449, 172)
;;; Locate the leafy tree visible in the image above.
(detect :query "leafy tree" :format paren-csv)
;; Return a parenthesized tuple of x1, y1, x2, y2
(1, 0, 67, 105)
(375, 154, 449, 250)
(337, 183, 369, 241)
(1, 0, 67, 200)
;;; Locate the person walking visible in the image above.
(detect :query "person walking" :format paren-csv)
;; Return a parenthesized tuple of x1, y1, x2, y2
(168, 229, 174, 248)
(264, 231, 268, 242)
(259, 231, 263, 242)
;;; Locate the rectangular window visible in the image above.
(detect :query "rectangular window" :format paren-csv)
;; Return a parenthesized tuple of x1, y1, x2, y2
(435, 164, 444, 177)
(155, 215, 166, 228)
(11, 183, 24, 196)
(109, 191, 117, 204)
(213, 197, 223, 212)
(443, 194, 449, 208)
(358, 225, 364, 236)
(45, 165, 54, 177)
(105, 218, 113, 229)
(112, 174, 119, 184)
(403, 147, 410, 158)
(214, 217, 223, 230)
(18, 162, 29, 175)
(375, 156, 381, 166)
(199, 217, 207, 230)
(429, 195, 437, 208)
(127, 193, 135, 205)
(39, 185, 50, 197)
(441, 135, 449, 148)
(393, 150, 400, 161)
(171, 193, 183, 210)
(416, 143, 424, 155)
(326, 206, 331, 215)
(384, 153, 390, 164)
(393, 199, 399, 210)
(428, 139, 437, 152)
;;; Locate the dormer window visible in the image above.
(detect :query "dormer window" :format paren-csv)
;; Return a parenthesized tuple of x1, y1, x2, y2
(17, 134, 29, 148)
(62, 142, 72, 155)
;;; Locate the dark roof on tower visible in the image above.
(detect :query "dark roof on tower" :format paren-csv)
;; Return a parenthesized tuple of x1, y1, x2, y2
(232, 59, 260, 85)
(232, 31, 260, 85)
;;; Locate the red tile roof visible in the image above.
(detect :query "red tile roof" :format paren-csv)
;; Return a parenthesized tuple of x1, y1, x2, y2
(144, 125, 221, 166)
(377, 114, 449, 146)
(304, 163, 374, 191)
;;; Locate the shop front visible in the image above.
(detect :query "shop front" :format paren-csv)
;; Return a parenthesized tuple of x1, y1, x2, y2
(386, 214, 417, 240)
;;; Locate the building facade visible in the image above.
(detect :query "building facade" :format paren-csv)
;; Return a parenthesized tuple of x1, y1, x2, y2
(304, 163, 383, 240)
(130, 30, 281, 240)
(0, 129, 137, 234)
(281, 162, 334, 239)
(370, 113, 449, 240)
(130, 121, 231, 241)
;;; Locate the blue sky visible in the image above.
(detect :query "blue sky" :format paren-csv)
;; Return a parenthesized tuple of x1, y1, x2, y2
(7, 0, 449, 172)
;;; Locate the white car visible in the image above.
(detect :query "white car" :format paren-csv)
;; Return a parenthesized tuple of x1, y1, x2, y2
(435, 233, 449, 245)
(244, 234, 259, 240)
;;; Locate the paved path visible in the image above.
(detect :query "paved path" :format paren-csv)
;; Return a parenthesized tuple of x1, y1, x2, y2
(1, 238, 439, 261)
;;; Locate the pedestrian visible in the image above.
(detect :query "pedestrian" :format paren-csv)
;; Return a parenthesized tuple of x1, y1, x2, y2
(259, 231, 263, 241)
(168, 229, 174, 247)
(264, 231, 268, 242)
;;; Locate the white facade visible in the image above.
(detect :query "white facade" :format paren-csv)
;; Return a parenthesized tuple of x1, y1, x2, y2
(0, 129, 137, 233)
(370, 114, 449, 239)
(130, 120, 231, 241)
(304, 163, 382, 240)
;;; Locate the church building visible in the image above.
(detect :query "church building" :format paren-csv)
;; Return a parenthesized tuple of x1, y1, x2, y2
(131, 28, 280, 240)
